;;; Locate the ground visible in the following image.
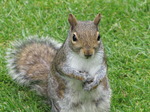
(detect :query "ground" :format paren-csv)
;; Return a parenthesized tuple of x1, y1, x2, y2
(0, 0, 149, 112)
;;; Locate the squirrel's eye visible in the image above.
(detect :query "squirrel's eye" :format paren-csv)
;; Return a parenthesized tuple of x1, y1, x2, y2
(73, 34, 77, 41)
(97, 34, 101, 41)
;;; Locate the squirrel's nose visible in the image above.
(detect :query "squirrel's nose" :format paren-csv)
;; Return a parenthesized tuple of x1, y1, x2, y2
(84, 54, 92, 59)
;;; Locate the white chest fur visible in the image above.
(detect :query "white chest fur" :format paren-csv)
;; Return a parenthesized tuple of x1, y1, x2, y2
(67, 51, 104, 76)
(57, 51, 111, 112)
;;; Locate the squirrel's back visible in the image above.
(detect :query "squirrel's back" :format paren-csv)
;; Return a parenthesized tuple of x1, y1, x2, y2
(6, 36, 62, 96)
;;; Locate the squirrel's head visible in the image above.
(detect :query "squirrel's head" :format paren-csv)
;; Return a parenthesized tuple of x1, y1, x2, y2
(68, 14, 101, 59)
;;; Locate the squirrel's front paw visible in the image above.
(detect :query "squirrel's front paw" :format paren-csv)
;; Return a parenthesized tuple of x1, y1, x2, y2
(79, 71, 93, 82)
(83, 80, 99, 91)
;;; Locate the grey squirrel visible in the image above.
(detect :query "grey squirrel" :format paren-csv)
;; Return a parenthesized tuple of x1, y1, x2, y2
(6, 14, 111, 112)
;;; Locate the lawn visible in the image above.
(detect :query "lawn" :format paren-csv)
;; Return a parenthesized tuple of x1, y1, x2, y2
(0, 0, 149, 112)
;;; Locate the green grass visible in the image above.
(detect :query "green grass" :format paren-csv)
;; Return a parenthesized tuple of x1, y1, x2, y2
(0, 0, 149, 111)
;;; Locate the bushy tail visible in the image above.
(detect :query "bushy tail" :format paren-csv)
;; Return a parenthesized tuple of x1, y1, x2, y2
(6, 36, 62, 96)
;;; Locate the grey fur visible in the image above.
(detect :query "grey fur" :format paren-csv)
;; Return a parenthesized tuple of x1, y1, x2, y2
(6, 14, 111, 112)
(6, 35, 62, 96)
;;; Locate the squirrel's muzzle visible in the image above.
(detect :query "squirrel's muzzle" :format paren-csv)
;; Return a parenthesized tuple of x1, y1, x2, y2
(83, 49, 94, 59)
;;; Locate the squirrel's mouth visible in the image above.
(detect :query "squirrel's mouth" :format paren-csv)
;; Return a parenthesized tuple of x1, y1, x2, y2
(79, 48, 95, 59)
(79, 50, 95, 59)
(84, 54, 92, 59)
(79, 53, 95, 59)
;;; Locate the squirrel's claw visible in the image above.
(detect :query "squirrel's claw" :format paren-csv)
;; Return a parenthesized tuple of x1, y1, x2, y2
(83, 81, 99, 91)
(79, 71, 93, 82)
(83, 74, 93, 83)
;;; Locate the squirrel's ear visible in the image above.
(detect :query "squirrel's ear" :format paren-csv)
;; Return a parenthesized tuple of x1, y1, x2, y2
(94, 14, 101, 26)
(68, 14, 77, 30)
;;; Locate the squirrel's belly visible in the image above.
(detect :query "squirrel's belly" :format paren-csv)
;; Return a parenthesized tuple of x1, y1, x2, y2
(58, 78, 110, 112)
